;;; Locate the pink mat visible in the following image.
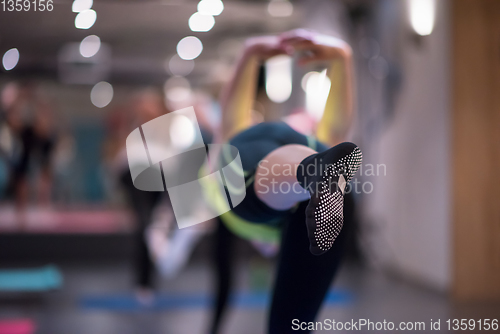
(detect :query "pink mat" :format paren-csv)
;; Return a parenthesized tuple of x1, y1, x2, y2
(0, 319, 35, 334)
(0, 206, 133, 234)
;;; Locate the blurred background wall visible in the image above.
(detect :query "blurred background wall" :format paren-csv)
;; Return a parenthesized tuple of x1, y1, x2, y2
(362, 0, 451, 292)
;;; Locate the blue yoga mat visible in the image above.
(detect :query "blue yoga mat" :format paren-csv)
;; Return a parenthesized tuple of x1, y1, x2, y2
(79, 289, 352, 311)
(0, 265, 63, 292)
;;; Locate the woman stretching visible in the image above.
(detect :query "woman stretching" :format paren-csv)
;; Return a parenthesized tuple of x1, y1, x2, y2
(209, 29, 361, 333)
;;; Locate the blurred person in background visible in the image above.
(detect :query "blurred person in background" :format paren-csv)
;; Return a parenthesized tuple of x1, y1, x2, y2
(209, 29, 358, 334)
(103, 88, 167, 303)
(3, 81, 57, 227)
(144, 90, 218, 278)
(103, 87, 221, 301)
(0, 83, 19, 199)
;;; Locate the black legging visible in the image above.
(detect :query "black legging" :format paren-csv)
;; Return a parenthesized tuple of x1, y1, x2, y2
(210, 192, 355, 334)
(210, 218, 235, 334)
(11, 126, 54, 187)
(121, 171, 161, 289)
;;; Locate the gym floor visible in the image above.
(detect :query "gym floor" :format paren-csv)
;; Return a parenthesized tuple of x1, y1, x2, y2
(2, 260, 498, 334)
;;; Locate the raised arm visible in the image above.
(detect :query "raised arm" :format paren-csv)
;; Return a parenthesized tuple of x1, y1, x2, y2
(218, 36, 286, 143)
(280, 30, 354, 146)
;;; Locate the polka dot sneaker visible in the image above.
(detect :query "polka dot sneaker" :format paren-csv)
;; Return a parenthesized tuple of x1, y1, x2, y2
(296, 142, 362, 255)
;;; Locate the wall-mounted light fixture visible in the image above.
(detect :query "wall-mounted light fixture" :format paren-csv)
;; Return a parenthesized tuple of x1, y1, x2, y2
(409, 0, 436, 36)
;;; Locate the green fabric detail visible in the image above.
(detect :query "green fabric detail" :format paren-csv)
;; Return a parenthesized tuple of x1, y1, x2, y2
(224, 176, 246, 195)
(223, 145, 245, 177)
(199, 163, 281, 244)
(245, 174, 255, 188)
(306, 135, 317, 151)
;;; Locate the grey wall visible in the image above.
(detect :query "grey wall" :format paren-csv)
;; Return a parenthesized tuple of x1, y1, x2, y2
(361, 0, 451, 291)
